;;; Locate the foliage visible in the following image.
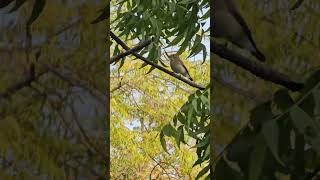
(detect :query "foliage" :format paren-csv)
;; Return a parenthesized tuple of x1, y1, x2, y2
(110, 57, 209, 178)
(112, 0, 209, 71)
(0, 1, 106, 179)
(210, 0, 320, 179)
(160, 86, 210, 179)
(213, 70, 320, 179)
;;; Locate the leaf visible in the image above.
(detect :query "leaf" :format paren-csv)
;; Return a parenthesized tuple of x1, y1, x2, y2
(188, 34, 202, 58)
(248, 135, 267, 180)
(262, 119, 284, 166)
(290, 106, 320, 151)
(170, 35, 184, 46)
(175, 126, 184, 148)
(160, 131, 168, 153)
(192, 98, 198, 113)
(113, 44, 120, 57)
(213, 158, 243, 180)
(139, 62, 149, 69)
(273, 89, 294, 112)
(313, 90, 320, 117)
(91, 4, 110, 24)
(162, 124, 176, 137)
(9, 0, 27, 13)
(290, 106, 314, 134)
(118, 57, 126, 70)
(195, 164, 210, 180)
(187, 106, 194, 127)
(301, 70, 320, 94)
(159, 58, 168, 67)
(145, 66, 156, 75)
(194, 136, 209, 148)
(202, 144, 210, 161)
(27, 0, 46, 26)
(201, 43, 207, 64)
(249, 102, 273, 129)
(299, 94, 315, 117)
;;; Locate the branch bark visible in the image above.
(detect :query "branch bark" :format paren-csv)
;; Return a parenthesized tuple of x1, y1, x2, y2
(211, 40, 304, 91)
(110, 38, 152, 64)
(110, 31, 206, 90)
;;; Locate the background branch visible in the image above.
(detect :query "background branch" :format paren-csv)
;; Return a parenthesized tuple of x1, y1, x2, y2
(211, 40, 304, 91)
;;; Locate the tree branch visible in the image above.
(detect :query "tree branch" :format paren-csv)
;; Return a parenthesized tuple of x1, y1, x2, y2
(44, 64, 106, 105)
(211, 40, 304, 91)
(110, 31, 206, 90)
(110, 38, 152, 64)
(0, 70, 48, 99)
(0, 16, 82, 52)
(291, 0, 305, 10)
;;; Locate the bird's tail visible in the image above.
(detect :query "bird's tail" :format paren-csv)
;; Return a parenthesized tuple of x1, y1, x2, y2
(252, 49, 266, 62)
(184, 73, 193, 81)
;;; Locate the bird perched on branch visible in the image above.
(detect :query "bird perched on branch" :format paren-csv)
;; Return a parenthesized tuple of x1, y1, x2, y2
(168, 54, 193, 81)
(212, 0, 266, 62)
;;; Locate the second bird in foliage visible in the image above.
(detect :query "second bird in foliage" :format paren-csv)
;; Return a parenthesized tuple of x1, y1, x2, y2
(212, 0, 266, 62)
(168, 54, 193, 81)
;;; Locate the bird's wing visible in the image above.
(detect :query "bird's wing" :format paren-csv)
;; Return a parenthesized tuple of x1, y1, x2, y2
(179, 60, 192, 78)
(226, 0, 259, 50)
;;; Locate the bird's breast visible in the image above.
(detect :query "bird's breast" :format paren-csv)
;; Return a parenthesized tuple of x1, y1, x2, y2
(170, 61, 186, 74)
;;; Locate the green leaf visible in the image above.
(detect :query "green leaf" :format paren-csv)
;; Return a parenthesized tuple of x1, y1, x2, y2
(194, 136, 209, 148)
(145, 66, 156, 75)
(213, 158, 243, 180)
(160, 131, 168, 153)
(27, 0, 46, 26)
(273, 89, 294, 112)
(290, 106, 320, 151)
(192, 98, 198, 113)
(249, 135, 267, 180)
(201, 43, 207, 64)
(162, 123, 176, 137)
(177, 111, 187, 125)
(301, 70, 320, 94)
(195, 164, 210, 180)
(262, 119, 284, 166)
(118, 57, 126, 70)
(175, 126, 184, 148)
(250, 102, 273, 129)
(188, 34, 202, 58)
(170, 35, 184, 46)
(187, 106, 194, 127)
(202, 144, 210, 161)
(313, 90, 320, 117)
(290, 106, 314, 134)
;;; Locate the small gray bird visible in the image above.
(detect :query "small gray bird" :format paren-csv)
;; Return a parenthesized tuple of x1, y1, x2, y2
(212, 0, 266, 62)
(168, 54, 193, 81)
